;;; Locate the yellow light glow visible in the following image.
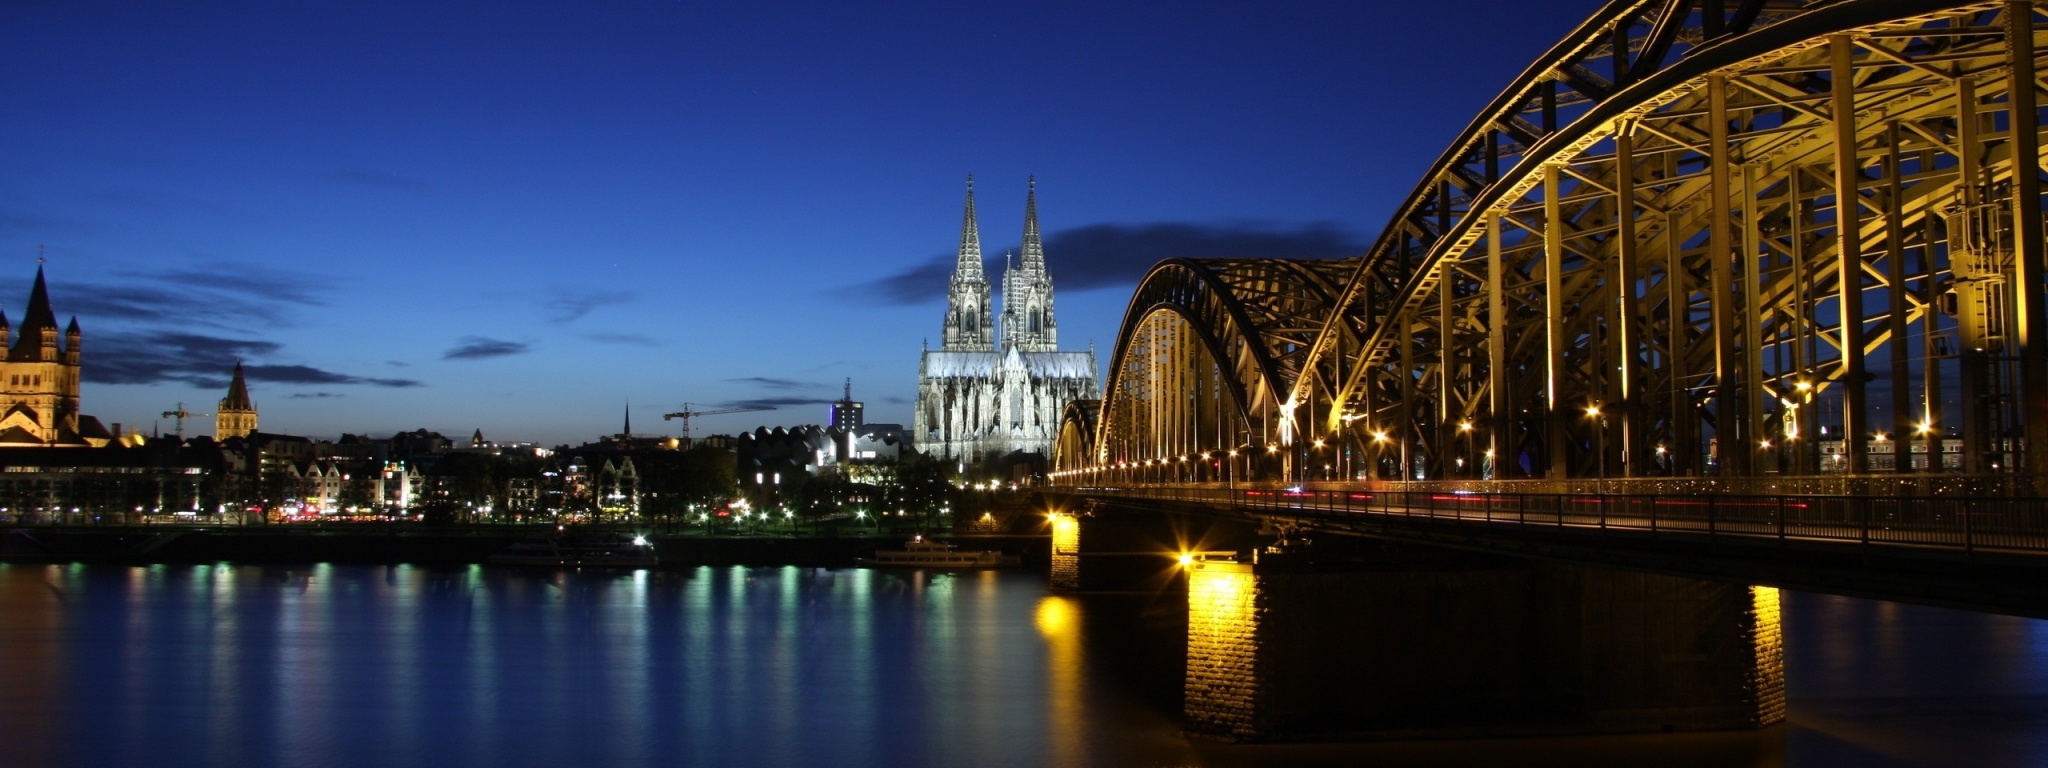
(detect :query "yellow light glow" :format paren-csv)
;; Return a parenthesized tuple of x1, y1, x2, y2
(1586, 405, 1601, 417)
(1372, 431, 1389, 442)
(1458, 420, 1472, 432)
(1177, 553, 1194, 568)
(1035, 596, 1076, 638)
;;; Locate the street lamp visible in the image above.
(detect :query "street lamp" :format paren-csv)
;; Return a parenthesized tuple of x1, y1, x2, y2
(1586, 404, 1606, 494)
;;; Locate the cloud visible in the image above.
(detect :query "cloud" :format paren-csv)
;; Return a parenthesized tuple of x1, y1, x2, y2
(840, 221, 1366, 304)
(442, 337, 530, 360)
(545, 290, 635, 323)
(586, 332, 659, 347)
(86, 331, 421, 388)
(288, 392, 345, 399)
(386, 360, 409, 367)
(38, 263, 325, 331)
(724, 377, 809, 390)
(880, 396, 910, 405)
(723, 398, 822, 409)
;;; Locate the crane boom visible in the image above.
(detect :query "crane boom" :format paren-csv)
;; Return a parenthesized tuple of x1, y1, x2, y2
(662, 402, 772, 448)
(161, 402, 194, 438)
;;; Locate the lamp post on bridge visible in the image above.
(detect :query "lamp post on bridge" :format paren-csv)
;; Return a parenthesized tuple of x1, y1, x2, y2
(1586, 403, 1607, 495)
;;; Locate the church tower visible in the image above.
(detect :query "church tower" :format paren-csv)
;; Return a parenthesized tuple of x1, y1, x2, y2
(1001, 176, 1058, 353)
(941, 175, 994, 352)
(216, 361, 258, 440)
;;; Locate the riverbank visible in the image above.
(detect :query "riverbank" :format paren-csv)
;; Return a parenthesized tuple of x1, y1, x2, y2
(0, 527, 1053, 568)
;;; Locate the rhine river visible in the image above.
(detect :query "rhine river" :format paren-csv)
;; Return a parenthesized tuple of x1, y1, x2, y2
(0, 562, 2042, 767)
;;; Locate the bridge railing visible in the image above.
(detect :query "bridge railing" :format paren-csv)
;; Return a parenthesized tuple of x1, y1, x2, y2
(1056, 485, 2048, 556)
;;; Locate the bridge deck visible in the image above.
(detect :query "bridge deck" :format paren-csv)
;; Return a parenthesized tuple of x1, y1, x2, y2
(1055, 486, 2048, 617)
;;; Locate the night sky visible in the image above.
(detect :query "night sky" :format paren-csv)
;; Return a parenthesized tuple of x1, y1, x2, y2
(2, 1, 1578, 446)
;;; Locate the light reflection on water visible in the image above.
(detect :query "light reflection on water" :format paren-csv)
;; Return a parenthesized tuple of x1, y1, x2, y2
(0, 563, 2044, 767)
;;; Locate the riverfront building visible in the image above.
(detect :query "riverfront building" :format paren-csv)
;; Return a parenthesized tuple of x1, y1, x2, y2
(913, 177, 1098, 464)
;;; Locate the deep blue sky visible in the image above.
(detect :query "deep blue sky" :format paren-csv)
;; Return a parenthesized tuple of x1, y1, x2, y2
(1, 1, 1580, 446)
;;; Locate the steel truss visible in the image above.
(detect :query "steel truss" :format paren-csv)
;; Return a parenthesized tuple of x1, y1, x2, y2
(1067, 258, 1356, 484)
(1055, 0, 2048, 490)
(1288, 0, 2048, 483)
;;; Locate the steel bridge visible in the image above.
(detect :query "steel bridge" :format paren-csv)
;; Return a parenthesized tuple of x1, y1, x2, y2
(1047, 0, 2048, 611)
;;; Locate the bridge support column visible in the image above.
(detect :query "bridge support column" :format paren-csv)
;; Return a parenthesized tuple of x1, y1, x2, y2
(1183, 556, 1784, 742)
(1048, 512, 1080, 591)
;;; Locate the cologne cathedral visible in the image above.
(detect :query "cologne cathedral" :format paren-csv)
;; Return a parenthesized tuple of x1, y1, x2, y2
(914, 177, 1099, 464)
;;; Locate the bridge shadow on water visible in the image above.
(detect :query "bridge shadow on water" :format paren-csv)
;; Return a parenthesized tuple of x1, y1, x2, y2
(1051, 506, 2048, 766)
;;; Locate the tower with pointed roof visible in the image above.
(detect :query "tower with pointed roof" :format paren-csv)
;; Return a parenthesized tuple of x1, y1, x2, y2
(0, 266, 111, 446)
(1002, 176, 1058, 353)
(216, 362, 259, 441)
(915, 178, 1097, 465)
(942, 175, 995, 352)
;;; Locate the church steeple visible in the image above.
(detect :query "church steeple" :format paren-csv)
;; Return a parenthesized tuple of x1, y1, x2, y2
(11, 265, 59, 362)
(941, 174, 994, 352)
(1002, 176, 1058, 352)
(216, 361, 259, 441)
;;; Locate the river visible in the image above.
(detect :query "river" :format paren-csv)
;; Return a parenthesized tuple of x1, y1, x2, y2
(0, 563, 2038, 767)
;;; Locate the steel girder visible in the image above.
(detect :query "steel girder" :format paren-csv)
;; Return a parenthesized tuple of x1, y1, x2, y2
(1289, 0, 2048, 481)
(1053, 399, 1100, 474)
(1087, 258, 1357, 478)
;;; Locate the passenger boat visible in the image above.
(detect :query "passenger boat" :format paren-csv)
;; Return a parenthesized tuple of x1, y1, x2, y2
(857, 535, 1020, 568)
(489, 530, 658, 568)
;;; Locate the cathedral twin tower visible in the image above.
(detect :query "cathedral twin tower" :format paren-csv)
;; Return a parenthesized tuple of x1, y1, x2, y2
(915, 177, 1099, 464)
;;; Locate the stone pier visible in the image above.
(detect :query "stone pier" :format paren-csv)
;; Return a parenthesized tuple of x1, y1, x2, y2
(1182, 556, 1784, 741)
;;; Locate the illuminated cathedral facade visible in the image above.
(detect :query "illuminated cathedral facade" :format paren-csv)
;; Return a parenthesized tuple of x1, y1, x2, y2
(914, 177, 1098, 464)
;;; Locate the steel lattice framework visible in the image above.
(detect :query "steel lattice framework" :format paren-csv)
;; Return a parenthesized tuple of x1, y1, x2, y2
(1057, 0, 2048, 489)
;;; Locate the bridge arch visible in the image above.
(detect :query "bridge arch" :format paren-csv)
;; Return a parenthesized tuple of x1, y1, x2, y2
(1281, 0, 2048, 483)
(1060, 258, 1356, 484)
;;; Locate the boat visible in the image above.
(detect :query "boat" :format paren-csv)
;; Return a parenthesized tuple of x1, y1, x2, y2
(857, 535, 1020, 568)
(489, 530, 658, 568)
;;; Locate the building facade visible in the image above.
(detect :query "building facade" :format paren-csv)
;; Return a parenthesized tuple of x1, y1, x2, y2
(914, 177, 1098, 464)
(0, 267, 116, 447)
(216, 362, 258, 440)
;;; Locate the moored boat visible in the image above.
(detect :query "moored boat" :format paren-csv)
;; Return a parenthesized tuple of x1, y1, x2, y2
(857, 535, 1020, 568)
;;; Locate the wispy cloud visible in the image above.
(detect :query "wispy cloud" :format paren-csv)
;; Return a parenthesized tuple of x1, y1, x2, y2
(545, 290, 635, 323)
(37, 261, 327, 331)
(724, 377, 809, 390)
(841, 221, 1366, 304)
(442, 337, 530, 361)
(88, 331, 421, 388)
(288, 392, 345, 399)
(725, 397, 822, 409)
(586, 332, 659, 347)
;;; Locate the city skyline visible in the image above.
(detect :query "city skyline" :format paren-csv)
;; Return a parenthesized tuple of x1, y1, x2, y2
(2, 1, 1577, 445)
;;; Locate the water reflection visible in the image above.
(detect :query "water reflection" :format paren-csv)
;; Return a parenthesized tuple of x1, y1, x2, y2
(0, 564, 2042, 766)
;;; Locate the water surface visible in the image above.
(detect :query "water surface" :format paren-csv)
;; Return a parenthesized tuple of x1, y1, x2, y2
(0, 563, 2040, 767)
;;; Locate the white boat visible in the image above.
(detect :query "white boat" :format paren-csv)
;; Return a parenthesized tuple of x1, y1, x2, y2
(490, 531, 658, 568)
(857, 535, 1020, 568)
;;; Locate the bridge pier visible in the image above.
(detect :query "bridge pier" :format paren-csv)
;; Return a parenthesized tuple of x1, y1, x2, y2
(1183, 551, 1784, 742)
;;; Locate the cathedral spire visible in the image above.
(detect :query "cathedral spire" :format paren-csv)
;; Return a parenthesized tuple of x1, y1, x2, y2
(1021, 175, 1046, 272)
(941, 175, 994, 351)
(955, 174, 984, 279)
(1006, 177, 1058, 352)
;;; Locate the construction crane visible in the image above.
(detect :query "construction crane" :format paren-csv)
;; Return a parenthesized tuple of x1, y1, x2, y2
(161, 402, 195, 438)
(663, 403, 772, 449)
